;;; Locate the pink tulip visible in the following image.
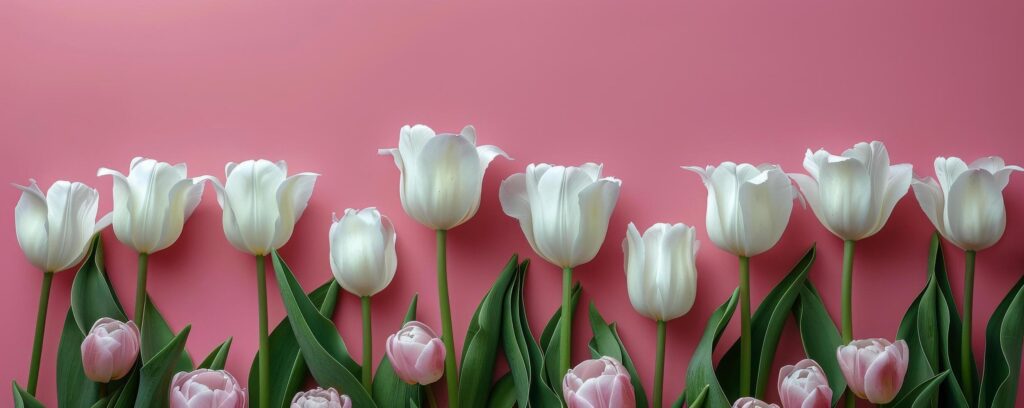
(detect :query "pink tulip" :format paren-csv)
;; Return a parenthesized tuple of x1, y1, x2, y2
(385, 321, 446, 385)
(80, 317, 140, 383)
(836, 338, 909, 404)
(562, 356, 635, 408)
(778, 359, 832, 408)
(733, 397, 780, 408)
(169, 369, 247, 408)
(291, 387, 351, 408)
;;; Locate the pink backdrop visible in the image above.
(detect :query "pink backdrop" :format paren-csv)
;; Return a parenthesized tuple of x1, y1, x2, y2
(2, 1, 1023, 406)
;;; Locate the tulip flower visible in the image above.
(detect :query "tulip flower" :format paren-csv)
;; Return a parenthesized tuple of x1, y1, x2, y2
(386, 321, 446, 386)
(170, 369, 247, 408)
(200, 159, 318, 408)
(623, 222, 698, 407)
(733, 397, 781, 408)
(778, 359, 832, 408)
(379, 124, 509, 407)
(81, 318, 140, 383)
(291, 387, 351, 408)
(562, 356, 635, 408)
(911, 155, 1021, 399)
(329, 207, 397, 393)
(684, 162, 797, 397)
(500, 163, 621, 378)
(836, 339, 909, 404)
(13, 179, 111, 395)
(98, 157, 205, 327)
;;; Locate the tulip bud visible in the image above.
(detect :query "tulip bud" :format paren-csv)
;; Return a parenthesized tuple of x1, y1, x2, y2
(623, 222, 698, 321)
(500, 163, 621, 269)
(733, 397, 781, 408)
(291, 387, 351, 408)
(778, 359, 832, 408)
(836, 338, 909, 404)
(329, 208, 397, 297)
(385, 321, 445, 385)
(912, 156, 1022, 251)
(562, 356, 635, 408)
(80, 318, 140, 383)
(790, 141, 912, 241)
(683, 162, 797, 257)
(13, 179, 111, 272)
(200, 160, 318, 256)
(169, 369, 247, 408)
(379, 124, 510, 230)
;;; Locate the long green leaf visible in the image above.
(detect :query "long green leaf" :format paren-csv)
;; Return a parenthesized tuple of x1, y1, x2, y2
(141, 298, 194, 372)
(135, 325, 191, 408)
(487, 374, 518, 408)
(793, 282, 847, 406)
(979, 274, 1024, 407)
(501, 260, 562, 408)
(684, 289, 740, 408)
(70, 236, 128, 333)
(587, 303, 649, 407)
(56, 308, 100, 407)
(12, 382, 45, 408)
(197, 338, 232, 370)
(888, 370, 951, 408)
(459, 255, 518, 407)
(373, 294, 423, 407)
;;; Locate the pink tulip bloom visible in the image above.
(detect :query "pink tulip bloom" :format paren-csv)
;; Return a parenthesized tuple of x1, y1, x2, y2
(80, 318, 140, 383)
(291, 387, 351, 408)
(385, 321, 445, 385)
(836, 338, 910, 404)
(169, 369, 247, 408)
(778, 359, 832, 408)
(562, 356, 635, 408)
(733, 397, 780, 408)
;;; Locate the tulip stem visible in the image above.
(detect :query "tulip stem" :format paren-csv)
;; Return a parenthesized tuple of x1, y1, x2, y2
(654, 320, 667, 408)
(361, 295, 374, 396)
(426, 385, 439, 408)
(255, 255, 270, 408)
(842, 240, 856, 408)
(134, 252, 149, 327)
(436, 230, 459, 408)
(27, 271, 53, 396)
(962, 250, 976, 402)
(98, 383, 107, 398)
(561, 267, 574, 381)
(738, 256, 751, 397)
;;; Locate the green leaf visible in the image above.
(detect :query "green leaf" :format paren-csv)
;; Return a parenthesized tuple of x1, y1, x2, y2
(587, 303, 649, 407)
(689, 384, 710, 408)
(271, 251, 375, 407)
(979, 274, 1024, 407)
(12, 381, 45, 408)
(109, 371, 139, 408)
(141, 298, 194, 373)
(487, 373, 518, 408)
(135, 325, 191, 408)
(197, 337, 232, 370)
(888, 370, 951, 408)
(373, 294, 424, 407)
(793, 282, 847, 406)
(501, 260, 532, 408)
(57, 308, 100, 407)
(459, 255, 518, 407)
(685, 289, 739, 408)
(70, 236, 128, 333)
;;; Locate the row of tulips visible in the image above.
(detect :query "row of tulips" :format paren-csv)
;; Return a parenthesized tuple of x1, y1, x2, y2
(11, 126, 1023, 407)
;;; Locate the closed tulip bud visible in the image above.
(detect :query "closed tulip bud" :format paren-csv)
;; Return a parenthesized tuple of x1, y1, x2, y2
(291, 387, 351, 408)
(13, 179, 111, 272)
(98, 157, 205, 254)
(80, 318, 140, 383)
(386, 321, 445, 385)
(733, 397, 781, 408)
(623, 222, 698, 321)
(778, 359, 832, 408)
(200, 160, 318, 255)
(169, 369, 247, 408)
(912, 156, 1022, 251)
(562, 356, 635, 408)
(500, 163, 622, 269)
(683, 162, 797, 257)
(329, 208, 397, 297)
(790, 141, 912, 241)
(379, 124, 509, 230)
(836, 338, 909, 404)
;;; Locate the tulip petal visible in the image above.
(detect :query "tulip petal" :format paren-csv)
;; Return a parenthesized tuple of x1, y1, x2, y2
(274, 172, 318, 250)
(874, 163, 912, 236)
(862, 349, 901, 403)
(98, 167, 137, 251)
(935, 157, 969, 195)
(571, 177, 621, 267)
(45, 181, 100, 272)
(404, 133, 482, 229)
(222, 160, 287, 254)
(197, 176, 250, 254)
(911, 177, 947, 238)
(330, 208, 391, 296)
(499, 172, 542, 256)
(737, 167, 793, 256)
(817, 156, 872, 240)
(946, 169, 1005, 250)
(13, 180, 50, 271)
(623, 223, 649, 318)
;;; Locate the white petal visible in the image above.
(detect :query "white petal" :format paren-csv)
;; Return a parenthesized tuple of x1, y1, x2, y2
(500, 172, 544, 258)
(623, 223, 650, 318)
(44, 181, 100, 272)
(127, 161, 184, 253)
(870, 163, 912, 238)
(460, 125, 477, 145)
(196, 175, 250, 254)
(737, 168, 793, 256)
(570, 177, 621, 267)
(273, 172, 318, 250)
(910, 177, 947, 237)
(13, 180, 49, 271)
(330, 208, 391, 296)
(398, 124, 436, 166)
(152, 179, 202, 253)
(402, 133, 483, 229)
(934, 157, 969, 196)
(946, 170, 1005, 250)
(223, 160, 286, 255)
(817, 157, 872, 240)
(97, 167, 135, 251)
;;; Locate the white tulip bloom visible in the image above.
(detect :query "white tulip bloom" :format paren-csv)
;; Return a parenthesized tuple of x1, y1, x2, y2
(499, 163, 621, 269)
(790, 141, 912, 241)
(201, 160, 318, 256)
(97, 157, 204, 254)
(683, 162, 797, 257)
(912, 156, 1021, 251)
(13, 179, 112, 272)
(379, 124, 509, 231)
(623, 222, 699, 321)
(329, 208, 397, 297)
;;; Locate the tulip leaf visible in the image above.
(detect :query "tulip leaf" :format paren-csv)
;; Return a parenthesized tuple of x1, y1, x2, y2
(684, 289, 739, 408)
(56, 308, 100, 407)
(141, 297, 194, 373)
(12, 381, 45, 408)
(109, 371, 139, 408)
(793, 282, 847, 406)
(689, 384, 710, 408)
(135, 325, 190, 408)
(978, 274, 1024, 407)
(197, 337, 232, 370)
(271, 251, 375, 407)
(587, 303, 649, 407)
(487, 373, 518, 407)
(888, 370, 951, 408)
(70, 235, 128, 333)
(499, 259, 562, 408)
(459, 255, 518, 407)
(373, 294, 424, 408)
(250, 280, 340, 408)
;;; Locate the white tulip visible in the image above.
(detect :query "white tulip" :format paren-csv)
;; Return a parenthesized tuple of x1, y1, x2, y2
(329, 208, 397, 297)
(623, 222, 699, 321)
(200, 160, 318, 256)
(683, 162, 797, 257)
(97, 157, 205, 254)
(13, 179, 112, 272)
(379, 124, 509, 230)
(499, 163, 621, 269)
(790, 141, 912, 241)
(912, 156, 1021, 251)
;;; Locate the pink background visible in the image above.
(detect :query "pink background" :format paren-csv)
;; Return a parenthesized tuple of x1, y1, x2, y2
(2, 1, 1023, 406)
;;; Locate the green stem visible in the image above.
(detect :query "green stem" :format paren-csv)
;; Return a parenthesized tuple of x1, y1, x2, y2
(436, 230, 459, 408)
(739, 256, 751, 397)
(27, 271, 54, 396)
(962, 250, 976, 403)
(135, 252, 149, 327)
(361, 295, 374, 396)
(654, 320, 667, 408)
(255, 255, 270, 408)
(426, 385, 439, 408)
(560, 267, 574, 380)
(842, 240, 856, 408)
